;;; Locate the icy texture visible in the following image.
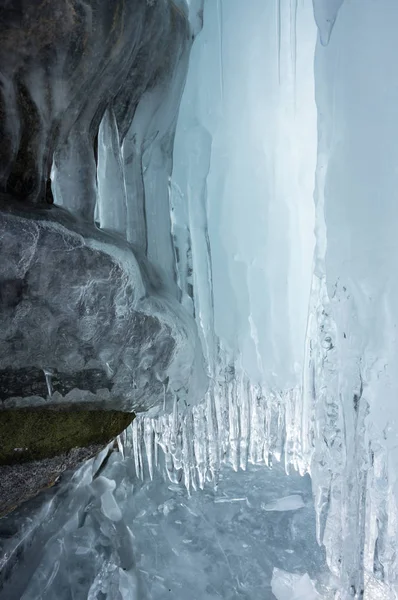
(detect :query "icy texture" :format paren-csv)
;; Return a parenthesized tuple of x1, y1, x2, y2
(0, 0, 207, 411)
(171, 0, 317, 388)
(307, 0, 398, 595)
(0, 446, 329, 599)
(271, 568, 321, 600)
(170, 0, 398, 597)
(2, 1, 398, 599)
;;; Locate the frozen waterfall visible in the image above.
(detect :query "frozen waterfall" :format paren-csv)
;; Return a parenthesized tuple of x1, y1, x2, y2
(1, 1, 398, 599)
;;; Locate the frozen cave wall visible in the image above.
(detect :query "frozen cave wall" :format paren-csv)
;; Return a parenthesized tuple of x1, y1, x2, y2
(312, 1, 398, 595)
(167, 0, 398, 597)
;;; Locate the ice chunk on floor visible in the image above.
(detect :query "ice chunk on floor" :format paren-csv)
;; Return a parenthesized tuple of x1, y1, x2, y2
(271, 568, 321, 600)
(100, 490, 122, 522)
(0, 457, 328, 599)
(262, 495, 305, 512)
(118, 568, 139, 600)
(90, 476, 116, 497)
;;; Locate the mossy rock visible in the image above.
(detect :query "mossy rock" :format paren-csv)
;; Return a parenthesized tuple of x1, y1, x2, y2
(0, 406, 134, 517)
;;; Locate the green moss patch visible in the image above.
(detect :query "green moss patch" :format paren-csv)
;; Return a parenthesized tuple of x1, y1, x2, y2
(0, 407, 134, 466)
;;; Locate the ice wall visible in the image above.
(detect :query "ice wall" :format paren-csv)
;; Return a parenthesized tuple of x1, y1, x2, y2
(168, 0, 398, 598)
(172, 0, 317, 389)
(310, 0, 398, 596)
(169, 0, 319, 493)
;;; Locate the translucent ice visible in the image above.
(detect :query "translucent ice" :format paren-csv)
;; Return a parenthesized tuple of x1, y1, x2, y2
(262, 495, 305, 512)
(101, 491, 122, 522)
(312, 0, 344, 45)
(271, 568, 321, 600)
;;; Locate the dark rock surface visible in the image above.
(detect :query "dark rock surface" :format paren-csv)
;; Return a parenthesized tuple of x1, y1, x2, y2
(0, 405, 134, 517)
(0, 0, 191, 217)
(0, 445, 104, 518)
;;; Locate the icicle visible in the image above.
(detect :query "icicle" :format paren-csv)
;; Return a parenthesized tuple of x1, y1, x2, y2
(205, 391, 219, 483)
(239, 378, 250, 471)
(182, 412, 192, 493)
(96, 108, 127, 237)
(216, 0, 224, 106)
(193, 403, 207, 489)
(144, 419, 154, 480)
(228, 375, 239, 472)
(276, 0, 282, 85)
(132, 420, 142, 480)
(43, 368, 54, 399)
(290, 0, 297, 96)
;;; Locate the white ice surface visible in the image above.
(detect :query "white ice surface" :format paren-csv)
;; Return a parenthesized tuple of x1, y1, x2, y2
(271, 568, 321, 600)
(262, 495, 305, 513)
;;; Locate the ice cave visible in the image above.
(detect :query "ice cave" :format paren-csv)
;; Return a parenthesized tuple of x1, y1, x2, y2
(0, 0, 397, 598)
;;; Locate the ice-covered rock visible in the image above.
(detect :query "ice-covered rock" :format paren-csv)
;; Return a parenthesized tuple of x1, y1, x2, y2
(0, 205, 206, 412)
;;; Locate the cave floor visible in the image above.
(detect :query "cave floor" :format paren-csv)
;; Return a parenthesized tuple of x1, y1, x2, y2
(129, 462, 328, 599)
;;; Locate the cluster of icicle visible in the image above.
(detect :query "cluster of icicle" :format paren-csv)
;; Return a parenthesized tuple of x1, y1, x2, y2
(119, 349, 308, 495)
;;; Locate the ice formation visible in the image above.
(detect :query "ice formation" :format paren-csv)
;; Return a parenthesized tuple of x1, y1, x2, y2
(0, 0, 206, 412)
(1, 0, 397, 599)
(271, 568, 321, 600)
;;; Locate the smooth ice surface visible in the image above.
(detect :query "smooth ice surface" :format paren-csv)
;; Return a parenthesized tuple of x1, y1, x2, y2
(171, 0, 317, 389)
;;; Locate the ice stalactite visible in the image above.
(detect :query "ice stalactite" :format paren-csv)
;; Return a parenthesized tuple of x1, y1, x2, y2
(312, 0, 344, 46)
(96, 108, 128, 238)
(122, 350, 289, 493)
